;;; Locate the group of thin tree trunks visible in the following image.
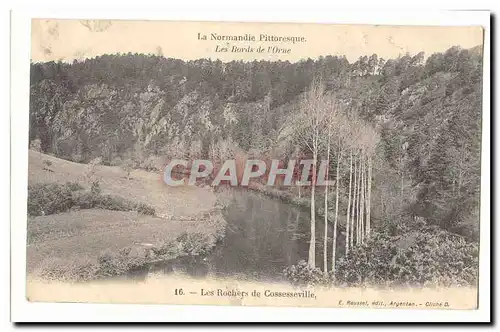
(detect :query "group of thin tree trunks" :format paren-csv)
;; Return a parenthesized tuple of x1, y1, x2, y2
(291, 80, 378, 274)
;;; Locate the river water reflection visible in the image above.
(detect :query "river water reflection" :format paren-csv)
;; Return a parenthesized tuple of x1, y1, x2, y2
(131, 189, 343, 282)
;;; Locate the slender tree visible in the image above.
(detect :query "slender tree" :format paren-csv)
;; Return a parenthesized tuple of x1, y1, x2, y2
(364, 126, 379, 238)
(331, 140, 341, 273)
(323, 122, 332, 273)
(323, 97, 340, 273)
(356, 150, 362, 245)
(360, 150, 365, 243)
(345, 148, 353, 256)
(352, 150, 358, 246)
(366, 154, 373, 236)
(291, 79, 330, 268)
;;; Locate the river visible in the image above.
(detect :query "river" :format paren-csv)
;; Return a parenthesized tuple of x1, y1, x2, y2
(132, 189, 344, 283)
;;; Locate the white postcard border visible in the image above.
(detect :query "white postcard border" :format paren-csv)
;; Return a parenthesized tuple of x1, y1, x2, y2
(10, 5, 491, 323)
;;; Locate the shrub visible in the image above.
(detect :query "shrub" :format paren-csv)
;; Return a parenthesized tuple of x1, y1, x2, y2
(28, 182, 86, 216)
(94, 247, 155, 279)
(72, 191, 130, 211)
(85, 157, 102, 184)
(334, 226, 479, 288)
(95, 250, 128, 277)
(28, 183, 74, 216)
(29, 181, 156, 216)
(140, 155, 163, 172)
(136, 203, 155, 216)
(70, 191, 96, 209)
(283, 260, 329, 286)
(97, 194, 134, 211)
(121, 159, 134, 180)
(110, 156, 123, 167)
(150, 241, 180, 258)
(90, 181, 101, 195)
(176, 232, 212, 256)
(71, 153, 84, 163)
(71, 190, 155, 215)
(210, 212, 227, 243)
(42, 160, 53, 171)
(65, 181, 84, 192)
(29, 139, 42, 152)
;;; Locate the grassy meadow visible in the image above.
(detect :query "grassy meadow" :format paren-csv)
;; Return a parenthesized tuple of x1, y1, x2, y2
(27, 150, 226, 281)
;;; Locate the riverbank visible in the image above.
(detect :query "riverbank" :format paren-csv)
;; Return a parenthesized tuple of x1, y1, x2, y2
(28, 209, 226, 282)
(27, 151, 227, 282)
(244, 182, 344, 229)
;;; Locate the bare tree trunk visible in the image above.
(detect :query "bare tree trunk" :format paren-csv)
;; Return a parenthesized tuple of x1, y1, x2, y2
(332, 144, 341, 273)
(345, 149, 353, 257)
(289, 210, 301, 265)
(356, 151, 362, 245)
(308, 151, 317, 268)
(351, 152, 357, 248)
(401, 171, 404, 197)
(400, 152, 404, 198)
(458, 150, 464, 195)
(366, 155, 372, 237)
(323, 137, 331, 273)
(360, 151, 365, 244)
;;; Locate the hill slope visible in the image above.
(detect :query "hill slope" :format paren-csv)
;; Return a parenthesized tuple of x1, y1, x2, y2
(29, 150, 216, 218)
(27, 151, 225, 279)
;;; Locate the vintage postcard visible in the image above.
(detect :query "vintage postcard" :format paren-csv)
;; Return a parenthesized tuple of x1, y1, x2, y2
(12, 11, 490, 321)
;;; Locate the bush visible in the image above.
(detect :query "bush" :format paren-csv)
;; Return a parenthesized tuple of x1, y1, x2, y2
(110, 156, 123, 167)
(150, 241, 180, 258)
(29, 181, 156, 217)
(136, 203, 155, 216)
(65, 181, 84, 192)
(90, 181, 101, 195)
(43, 160, 53, 170)
(95, 250, 129, 277)
(85, 157, 102, 184)
(28, 182, 85, 216)
(121, 159, 135, 180)
(28, 183, 74, 216)
(72, 191, 129, 211)
(139, 155, 163, 172)
(334, 226, 479, 288)
(283, 260, 330, 286)
(72, 190, 156, 215)
(70, 191, 95, 209)
(176, 232, 212, 256)
(97, 194, 134, 211)
(29, 139, 42, 152)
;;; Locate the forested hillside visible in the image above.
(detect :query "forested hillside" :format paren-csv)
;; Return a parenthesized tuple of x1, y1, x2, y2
(29, 45, 483, 286)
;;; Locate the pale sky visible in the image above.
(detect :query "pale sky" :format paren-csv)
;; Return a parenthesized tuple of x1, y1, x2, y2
(31, 19, 484, 63)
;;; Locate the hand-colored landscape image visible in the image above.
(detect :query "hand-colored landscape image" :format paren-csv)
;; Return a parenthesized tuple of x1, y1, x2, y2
(27, 19, 483, 308)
